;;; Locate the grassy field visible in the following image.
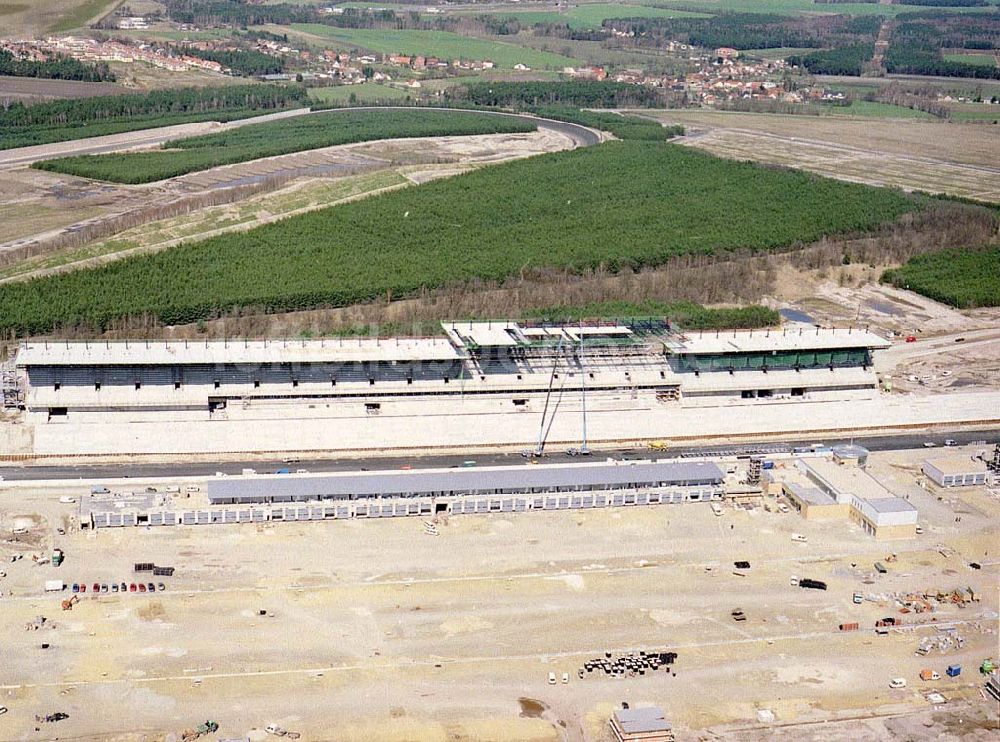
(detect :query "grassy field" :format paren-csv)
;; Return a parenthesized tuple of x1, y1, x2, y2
(34, 109, 537, 183)
(48, 0, 119, 32)
(745, 47, 818, 60)
(524, 300, 780, 329)
(827, 100, 934, 120)
(644, 0, 1000, 17)
(287, 24, 581, 68)
(458, 4, 710, 29)
(882, 247, 1000, 308)
(943, 53, 998, 68)
(308, 83, 414, 104)
(0, 141, 918, 334)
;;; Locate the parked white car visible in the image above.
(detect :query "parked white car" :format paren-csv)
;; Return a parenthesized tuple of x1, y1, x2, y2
(889, 678, 907, 689)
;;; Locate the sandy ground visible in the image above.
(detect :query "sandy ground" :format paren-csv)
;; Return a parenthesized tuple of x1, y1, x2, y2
(764, 266, 1000, 394)
(1, 448, 997, 741)
(635, 110, 1000, 202)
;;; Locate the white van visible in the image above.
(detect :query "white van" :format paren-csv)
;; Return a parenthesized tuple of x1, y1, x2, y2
(791, 534, 808, 543)
(184, 485, 200, 493)
(889, 678, 907, 689)
(711, 503, 724, 517)
(164, 486, 180, 494)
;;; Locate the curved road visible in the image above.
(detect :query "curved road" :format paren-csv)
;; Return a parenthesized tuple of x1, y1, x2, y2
(0, 106, 602, 169)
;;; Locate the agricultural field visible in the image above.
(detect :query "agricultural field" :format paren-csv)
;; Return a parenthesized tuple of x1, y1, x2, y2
(524, 299, 780, 329)
(308, 83, 413, 105)
(643, 0, 999, 17)
(676, 125, 1000, 201)
(0, 75, 124, 103)
(825, 100, 934, 119)
(286, 24, 581, 68)
(33, 109, 538, 183)
(0, 141, 919, 334)
(0, 0, 118, 37)
(881, 247, 1000, 308)
(943, 52, 998, 67)
(457, 3, 710, 29)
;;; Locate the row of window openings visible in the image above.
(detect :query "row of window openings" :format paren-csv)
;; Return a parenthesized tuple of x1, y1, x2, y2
(56, 371, 612, 392)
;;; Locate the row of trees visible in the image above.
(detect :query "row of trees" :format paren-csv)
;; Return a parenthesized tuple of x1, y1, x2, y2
(0, 84, 309, 149)
(163, 0, 436, 31)
(0, 141, 918, 335)
(458, 81, 663, 109)
(177, 47, 285, 76)
(602, 13, 880, 51)
(788, 44, 876, 76)
(0, 49, 115, 82)
(882, 247, 999, 308)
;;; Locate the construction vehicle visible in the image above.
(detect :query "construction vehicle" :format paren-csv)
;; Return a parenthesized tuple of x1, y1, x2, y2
(648, 440, 670, 450)
(920, 669, 941, 681)
(52, 549, 64, 567)
(180, 721, 218, 741)
(731, 608, 747, 622)
(61, 595, 79, 611)
(981, 659, 996, 674)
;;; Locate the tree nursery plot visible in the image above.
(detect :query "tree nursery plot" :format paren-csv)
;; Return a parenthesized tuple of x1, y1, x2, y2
(882, 246, 1000, 308)
(0, 141, 919, 335)
(33, 109, 538, 183)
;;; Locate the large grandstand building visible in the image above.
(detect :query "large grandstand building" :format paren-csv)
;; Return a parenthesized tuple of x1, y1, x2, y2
(7, 319, 991, 457)
(14, 321, 887, 420)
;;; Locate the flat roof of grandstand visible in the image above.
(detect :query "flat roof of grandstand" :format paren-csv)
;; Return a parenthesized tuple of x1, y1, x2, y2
(208, 460, 725, 503)
(668, 328, 889, 355)
(443, 321, 636, 350)
(15, 338, 461, 366)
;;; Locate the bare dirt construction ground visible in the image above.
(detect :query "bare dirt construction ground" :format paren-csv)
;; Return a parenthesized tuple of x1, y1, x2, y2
(0, 449, 997, 741)
(0, 74, 125, 103)
(763, 261, 1000, 394)
(0, 127, 576, 282)
(638, 111, 1000, 203)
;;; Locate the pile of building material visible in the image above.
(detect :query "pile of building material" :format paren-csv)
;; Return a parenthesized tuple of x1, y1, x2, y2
(580, 650, 677, 679)
(916, 627, 966, 656)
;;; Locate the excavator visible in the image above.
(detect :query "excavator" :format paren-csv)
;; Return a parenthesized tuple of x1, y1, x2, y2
(61, 595, 79, 611)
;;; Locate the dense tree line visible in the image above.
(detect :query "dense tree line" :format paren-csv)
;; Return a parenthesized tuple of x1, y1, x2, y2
(0, 49, 115, 82)
(0, 84, 309, 149)
(457, 81, 663, 109)
(882, 247, 1000, 308)
(886, 12, 1000, 78)
(892, 0, 987, 6)
(163, 0, 435, 31)
(0, 141, 918, 335)
(602, 13, 879, 51)
(788, 44, 876, 76)
(178, 47, 284, 76)
(885, 46, 1000, 78)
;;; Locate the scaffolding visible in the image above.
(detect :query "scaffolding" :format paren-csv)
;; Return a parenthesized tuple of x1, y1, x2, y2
(2, 362, 23, 409)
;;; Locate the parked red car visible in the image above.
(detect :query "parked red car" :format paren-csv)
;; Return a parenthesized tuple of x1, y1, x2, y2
(129, 583, 137, 592)
(92, 582, 100, 592)
(138, 583, 146, 593)
(905, 335, 917, 343)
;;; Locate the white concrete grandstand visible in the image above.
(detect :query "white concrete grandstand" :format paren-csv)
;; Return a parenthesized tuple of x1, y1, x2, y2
(5, 320, 999, 457)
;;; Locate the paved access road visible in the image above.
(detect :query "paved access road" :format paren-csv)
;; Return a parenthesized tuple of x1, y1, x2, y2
(0, 428, 994, 482)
